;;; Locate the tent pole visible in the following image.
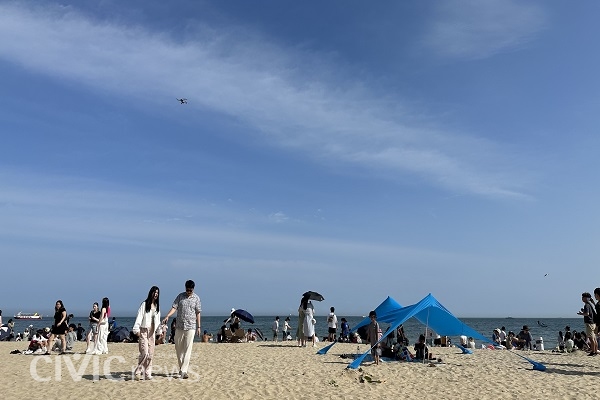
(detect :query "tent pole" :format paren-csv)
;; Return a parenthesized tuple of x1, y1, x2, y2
(424, 307, 431, 364)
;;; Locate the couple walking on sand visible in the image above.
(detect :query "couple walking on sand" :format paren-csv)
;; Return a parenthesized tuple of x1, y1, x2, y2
(132, 279, 201, 380)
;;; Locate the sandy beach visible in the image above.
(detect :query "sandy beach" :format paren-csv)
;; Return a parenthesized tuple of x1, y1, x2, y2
(1, 340, 599, 399)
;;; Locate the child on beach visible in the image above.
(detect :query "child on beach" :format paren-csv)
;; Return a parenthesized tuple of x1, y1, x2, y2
(272, 316, 279, 342)
(414, 334, 434, 360)
(340, 318, 350, 342)
(366, 310, 381, 365)
(283, 317, 291, 341)
(66, 324, 77, 351)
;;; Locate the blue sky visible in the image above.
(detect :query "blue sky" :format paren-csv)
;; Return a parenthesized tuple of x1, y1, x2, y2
(1, 0, 599, 318)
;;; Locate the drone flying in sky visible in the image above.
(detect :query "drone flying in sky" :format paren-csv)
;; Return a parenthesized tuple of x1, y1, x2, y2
(177, 98, 188, 104)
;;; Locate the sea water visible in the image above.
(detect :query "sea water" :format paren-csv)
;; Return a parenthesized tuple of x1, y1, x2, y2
(5, 315, 582, 350)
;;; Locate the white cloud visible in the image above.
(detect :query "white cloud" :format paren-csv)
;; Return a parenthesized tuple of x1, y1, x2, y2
(0, 3, 531, 198)
(423, 0, 547, 59)
(268, 211, 289, 224)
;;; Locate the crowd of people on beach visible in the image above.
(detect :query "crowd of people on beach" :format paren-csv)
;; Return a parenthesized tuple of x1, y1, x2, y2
(3, 285, 600, 377)
(0, 280, 202, 381)
(480, 289, 600, 356)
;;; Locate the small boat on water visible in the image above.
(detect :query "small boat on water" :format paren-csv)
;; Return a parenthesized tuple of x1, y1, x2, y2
(14, 312, 42, 320)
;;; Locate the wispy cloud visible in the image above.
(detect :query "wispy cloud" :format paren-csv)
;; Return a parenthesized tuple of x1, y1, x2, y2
(423, 0, 547, 59)
(0, 3, 531, 198)
(268, 211, 289, 224)
(0, 171, 462, 268)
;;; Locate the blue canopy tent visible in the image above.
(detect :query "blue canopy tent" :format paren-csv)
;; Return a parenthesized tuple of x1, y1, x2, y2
(344, 294, 545, 371)
(409, 294, 490, 343)
(347, 294, 491, 369)
(352, 296, 403, 333)
(317, 296, 403, 355)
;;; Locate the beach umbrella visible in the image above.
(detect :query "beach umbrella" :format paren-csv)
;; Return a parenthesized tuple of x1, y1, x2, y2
(232, 309, 254, 324)
(303, 291, 325, 301)
(0, 326, 9, 341)
(254, 328, 264, 340)
(109, 326, 130, 342)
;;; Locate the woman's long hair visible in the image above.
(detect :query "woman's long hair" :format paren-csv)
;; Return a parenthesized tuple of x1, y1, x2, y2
(301, 295, 309, 310)
(101, 297, 110, 318)
(144, 286, 160, 313)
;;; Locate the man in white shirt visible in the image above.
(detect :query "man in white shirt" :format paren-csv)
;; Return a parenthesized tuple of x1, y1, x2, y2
(327, 307, 338, 342)
(499, 326, 507, 346)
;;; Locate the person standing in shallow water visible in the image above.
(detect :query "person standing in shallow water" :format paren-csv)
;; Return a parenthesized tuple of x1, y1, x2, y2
(162, 280, 202, 379)
(133, 286, 161, 380)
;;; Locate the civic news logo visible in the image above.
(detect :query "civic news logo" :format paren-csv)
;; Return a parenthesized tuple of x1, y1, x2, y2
(29, 354, 199, 382)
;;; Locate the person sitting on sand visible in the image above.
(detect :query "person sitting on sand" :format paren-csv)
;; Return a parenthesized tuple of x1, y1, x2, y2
(414, 334, 434, 360)
(516, 325, 532, 350)
(384, 326, 395, 349)
(397, 345, 414, 361)
(28, 329, 49, 353)
(397, 325, 409, 346)
(574, 331, 589, 351)
(467, 336, 476, 349)
(65, 324, 77, 351)
(245, 329, 256, 342)
(557, 331, 565, 352)
(503, 332, 514, 350)
(202, 330, 213, 343)
(492, 328, 501, 345)
(565, 336, 575, 352)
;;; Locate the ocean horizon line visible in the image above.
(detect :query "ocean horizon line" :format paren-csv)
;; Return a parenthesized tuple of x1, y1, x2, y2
(2, 309, 579, 320)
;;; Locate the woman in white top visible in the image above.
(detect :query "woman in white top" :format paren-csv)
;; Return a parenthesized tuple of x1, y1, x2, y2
(302, 299, 316, 347)
(132, 286, 161, 380)
(94, 297, 110, 355)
